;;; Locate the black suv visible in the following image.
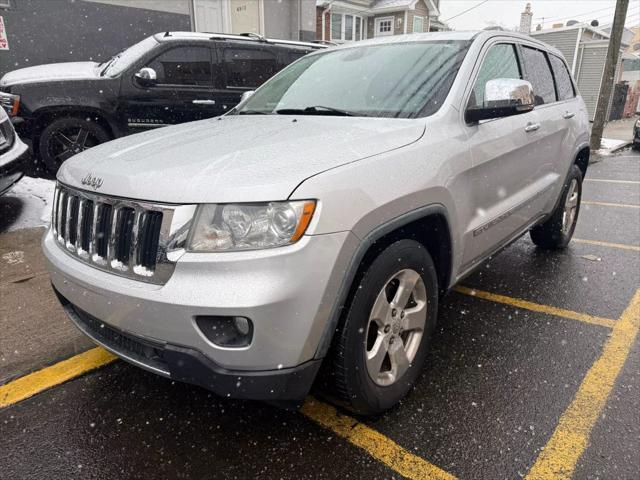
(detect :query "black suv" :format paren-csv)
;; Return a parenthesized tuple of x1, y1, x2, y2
(0, 32, 325, 172)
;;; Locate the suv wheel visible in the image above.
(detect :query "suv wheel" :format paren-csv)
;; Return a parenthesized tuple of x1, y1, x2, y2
(38, 116, 111, 173)
(530, 164, 583, 249)
(322, 239, 438, 415)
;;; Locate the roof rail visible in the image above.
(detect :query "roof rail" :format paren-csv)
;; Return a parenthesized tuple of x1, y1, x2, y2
(238, 32, 268, 42)
(312, 40, 337, 46)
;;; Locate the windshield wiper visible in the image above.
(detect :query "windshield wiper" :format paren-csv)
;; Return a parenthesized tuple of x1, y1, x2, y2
(275, 105, 354, 116)
(238, 110, 270, 115)
(100, 53, 121, 76)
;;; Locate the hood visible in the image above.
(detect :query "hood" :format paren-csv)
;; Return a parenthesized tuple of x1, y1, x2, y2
(57, 115, 425, 204)
(0, 62, 99, 87)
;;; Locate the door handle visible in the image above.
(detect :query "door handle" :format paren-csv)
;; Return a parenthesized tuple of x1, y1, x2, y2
(524, 123, 540, 132)
(192, 99, 216, 105)
(563, 112, 575, 119)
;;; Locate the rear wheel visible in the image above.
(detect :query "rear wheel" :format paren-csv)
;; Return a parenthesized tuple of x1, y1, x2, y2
(530, 164, 583, 249)
(38, 116, 110, 173)
(321, 239, 438, 415)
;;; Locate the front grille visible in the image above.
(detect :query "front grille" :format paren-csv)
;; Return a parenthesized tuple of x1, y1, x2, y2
(52, 184, 195, 284)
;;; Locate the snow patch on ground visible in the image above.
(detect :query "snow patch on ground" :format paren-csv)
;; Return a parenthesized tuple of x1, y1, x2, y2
(2, 176, 56, 232)
(594, 138, 629, 156)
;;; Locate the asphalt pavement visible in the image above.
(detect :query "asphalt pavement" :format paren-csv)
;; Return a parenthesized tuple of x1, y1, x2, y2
(0, 149, 638, 480)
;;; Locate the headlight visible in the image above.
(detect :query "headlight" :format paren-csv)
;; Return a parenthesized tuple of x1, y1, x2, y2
(0, 92, 20, 116)
(188, 200, 316, 252)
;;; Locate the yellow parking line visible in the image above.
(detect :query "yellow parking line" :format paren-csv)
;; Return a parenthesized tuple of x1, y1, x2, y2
(582, 201, 640, 209)
(525, 289, 640, 479)
(585, 179, 640, 185)
(572, 238, 640, 252)
(454, 286, 616, 328)
(0, 347, 116, 408)
(301, 398, 455, 480)
(0, 348, 456, 480)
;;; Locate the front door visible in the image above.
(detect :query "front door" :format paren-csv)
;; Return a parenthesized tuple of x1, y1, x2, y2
(461, 41, 556, 269)
(193, 0, 226, 33)
(120, 45, 223, 133)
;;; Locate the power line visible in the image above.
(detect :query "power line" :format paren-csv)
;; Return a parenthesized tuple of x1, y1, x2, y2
(534, 5, 615, 23)
(442, 0, 491, 22)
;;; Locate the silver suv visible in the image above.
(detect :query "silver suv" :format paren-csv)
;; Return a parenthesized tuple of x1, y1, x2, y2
(43, 31, 589, 415)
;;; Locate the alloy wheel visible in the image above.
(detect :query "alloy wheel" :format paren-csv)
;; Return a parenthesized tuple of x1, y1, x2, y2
(365, 268, 427, 386)
(562, 179, 579, 235)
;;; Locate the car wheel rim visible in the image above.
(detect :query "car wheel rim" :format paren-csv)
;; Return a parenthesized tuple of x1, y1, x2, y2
(562, 179, 579, 235)
(48, 127, 98, 166)
(364, 268, 427, 387)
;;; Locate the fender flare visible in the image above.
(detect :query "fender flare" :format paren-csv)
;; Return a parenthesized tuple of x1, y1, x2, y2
(313, 203, 451, 359)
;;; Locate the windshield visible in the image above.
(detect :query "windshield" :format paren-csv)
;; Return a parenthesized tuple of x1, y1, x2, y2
(101, 36, 158, 77)
(237, 40, 470, 118)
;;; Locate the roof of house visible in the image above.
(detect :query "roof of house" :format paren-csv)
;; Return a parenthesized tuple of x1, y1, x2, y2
(316, 0, 440, 16)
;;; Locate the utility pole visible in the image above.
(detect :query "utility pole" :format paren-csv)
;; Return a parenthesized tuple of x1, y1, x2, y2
(590, 0, 629, 150)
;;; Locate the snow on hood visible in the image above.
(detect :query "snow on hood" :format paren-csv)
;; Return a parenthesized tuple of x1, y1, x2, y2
(0, 62, 99, 87)
(57, 115, 425, 204)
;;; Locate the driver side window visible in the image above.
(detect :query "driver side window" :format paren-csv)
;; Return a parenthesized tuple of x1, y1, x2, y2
(145, 47, 213, 86)
(469, 44, 521, 108)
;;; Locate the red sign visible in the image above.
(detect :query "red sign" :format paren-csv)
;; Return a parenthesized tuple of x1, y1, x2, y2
(0, 16, 9, 51)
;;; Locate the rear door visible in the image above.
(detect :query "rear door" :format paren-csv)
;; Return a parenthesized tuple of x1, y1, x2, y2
(120, 44, 222, 132)
(214, 43, 280, 110)
(461, 41, 549, 268)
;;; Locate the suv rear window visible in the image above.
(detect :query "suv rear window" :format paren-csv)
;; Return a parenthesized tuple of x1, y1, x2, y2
(549, 54, 575, 101)
(521, 46, 556, 105)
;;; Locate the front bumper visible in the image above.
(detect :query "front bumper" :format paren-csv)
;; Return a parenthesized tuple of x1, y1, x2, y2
(43, 228, 358, 400)
(0, 135, 28, 196)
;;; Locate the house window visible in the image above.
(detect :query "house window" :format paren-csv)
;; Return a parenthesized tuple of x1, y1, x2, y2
(375, 17, 394, 37)
(330, 13, 364, 42)
(413, 16, 424, 33)
(331, 14, 342, 41)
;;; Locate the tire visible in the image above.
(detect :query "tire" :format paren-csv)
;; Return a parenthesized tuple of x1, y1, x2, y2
(530, 164, 583, 249)
(321, 239, 438, 415)
(38, 116, 111, 173)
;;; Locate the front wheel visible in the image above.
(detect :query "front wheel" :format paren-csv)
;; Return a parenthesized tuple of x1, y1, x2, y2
(321, 239, 438, 415)
(38, 116, 111, 173)
(530, 164, 583, 249)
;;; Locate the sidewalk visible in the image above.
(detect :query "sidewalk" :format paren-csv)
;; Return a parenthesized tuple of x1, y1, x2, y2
(597, 117, 638, 154)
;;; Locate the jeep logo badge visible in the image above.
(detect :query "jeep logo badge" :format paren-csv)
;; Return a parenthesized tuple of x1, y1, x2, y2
(81, 173, 104, 190)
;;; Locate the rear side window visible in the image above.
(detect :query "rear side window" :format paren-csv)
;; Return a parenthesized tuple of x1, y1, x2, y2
(146, 47, 213, 86)
(549, 54, 575, 101)
(224, 47, 278, 89)
(521, 46, 556, 105)
(469, 43, 521, 108)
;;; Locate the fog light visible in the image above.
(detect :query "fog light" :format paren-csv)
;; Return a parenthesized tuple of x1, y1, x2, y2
(195, 316, 253, 347)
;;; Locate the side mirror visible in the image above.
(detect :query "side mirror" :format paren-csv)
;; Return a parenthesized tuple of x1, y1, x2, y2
(239, 90, 255, 104)
(465, 78, 535, 123)
(134, 67, 157, 87)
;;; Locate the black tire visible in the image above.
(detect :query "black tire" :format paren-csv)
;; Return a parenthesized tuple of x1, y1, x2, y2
(38, 116, 111, 173)
(321, 239, 438, 415)
(530, 164, 583, 249)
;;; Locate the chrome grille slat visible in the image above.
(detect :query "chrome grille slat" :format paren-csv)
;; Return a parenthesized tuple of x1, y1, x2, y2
(51, 184, 194, 285)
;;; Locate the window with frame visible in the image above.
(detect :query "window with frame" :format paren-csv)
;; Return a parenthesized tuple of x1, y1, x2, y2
(521, 46, 557, 105)
(223, 47, 278, 89)
(146, 47, 213, 86)
(331, 13, 364, 42)
(413, 16, 424, 33)
(377, 18, 393, 34)
(469, 43, 521, 108)
(548, 54, 575, 101)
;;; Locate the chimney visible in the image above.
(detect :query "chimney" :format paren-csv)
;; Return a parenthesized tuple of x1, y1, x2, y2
(519, 2, 533, 34)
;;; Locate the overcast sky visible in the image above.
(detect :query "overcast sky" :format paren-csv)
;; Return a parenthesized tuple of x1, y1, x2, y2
(438, 0, 640, 31)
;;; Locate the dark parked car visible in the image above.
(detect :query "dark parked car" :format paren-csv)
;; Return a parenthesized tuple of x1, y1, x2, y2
(0, 32, 325, 172)
(0, 106, 28, 196)
(633, 117, 640, 150)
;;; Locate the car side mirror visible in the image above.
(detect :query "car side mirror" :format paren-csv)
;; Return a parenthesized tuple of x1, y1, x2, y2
(465, 78, 535, 123)
(134, 67, 157, 87)
(239, 90, 255, 104)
